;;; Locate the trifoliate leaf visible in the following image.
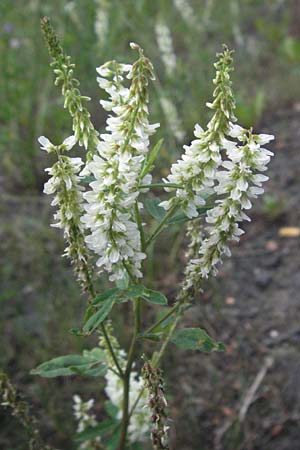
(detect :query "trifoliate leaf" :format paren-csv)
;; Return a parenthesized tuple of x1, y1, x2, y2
(31, 350, 107, 378)
(83, 297, 115, 333)
(92, 288, 119, 306)
(171, 328, 225, 352)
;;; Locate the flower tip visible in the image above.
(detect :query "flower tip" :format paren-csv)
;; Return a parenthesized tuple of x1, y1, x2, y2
(38, 135, 52, 151)
(63, 135, 77, 150)
(130, 42, 139, 50)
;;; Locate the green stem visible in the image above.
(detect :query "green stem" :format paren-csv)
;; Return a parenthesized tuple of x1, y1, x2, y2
(135, 201, 146, 252)
(128, 299, 186, 420)
(152, 311, 182, 367)
(100, 323, 124, 378)
(145, 202, 180, 249)
(118, 298, 141, 450)
(146, 303, 179, 334)
(139, 182, 183, 189)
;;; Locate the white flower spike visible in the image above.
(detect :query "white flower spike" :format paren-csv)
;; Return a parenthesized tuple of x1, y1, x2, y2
(82, 44, 159, 281)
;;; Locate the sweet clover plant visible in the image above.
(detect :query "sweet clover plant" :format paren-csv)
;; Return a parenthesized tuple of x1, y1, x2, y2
(32, 17, 274, 450)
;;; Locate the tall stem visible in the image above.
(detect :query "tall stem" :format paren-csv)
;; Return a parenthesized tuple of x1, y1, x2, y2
(145, 202, 180, 249)
(128, 299, 186, 421)
(117, 298, 141, 450)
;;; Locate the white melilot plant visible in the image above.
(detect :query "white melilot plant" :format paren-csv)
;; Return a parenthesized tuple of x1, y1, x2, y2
(155, 20, 177, 77)
(35, 19, 274, 450)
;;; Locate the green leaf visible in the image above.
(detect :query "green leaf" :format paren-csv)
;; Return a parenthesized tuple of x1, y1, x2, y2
(122, 285, 168, 305)
(144, 198, 212, 225)
(116, 272, 130, 289)
(91, 288, 119, 306)
(69, 327, 88, 336)
(80, 175, 95, 184)
(105, 400, 119, 419)
(83, 348, 106, 360)
(83, 305, 95, 323)
(140, 288, 168, 305)
(138, 331, 163, 342)
(144, 198, 165, 222)
(140, 138, 164, 178)
(123, 284, 145, 299)
(75, 420, 116, 442)
(83, 297, 115, 333)
(171, 328, 226, 353)
(106, 426, 121, 450)
(31, 350, 107, 378)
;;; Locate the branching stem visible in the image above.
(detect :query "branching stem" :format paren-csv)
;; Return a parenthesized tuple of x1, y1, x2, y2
(145, 202, 180, 249)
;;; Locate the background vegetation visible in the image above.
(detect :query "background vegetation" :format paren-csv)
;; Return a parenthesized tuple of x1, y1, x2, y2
(1, 1, 300, 449)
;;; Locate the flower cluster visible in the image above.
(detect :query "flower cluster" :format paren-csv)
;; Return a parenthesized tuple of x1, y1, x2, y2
(94, 0, 109, 49)
(82, 44, 159, 281)
(155, 20, 176, 77)
(73, 395, 100, 449)
(38, 135, 93, 291)
(160, 96, 185, 142)
(99, 323, 150, 443)
(183, 126, 274, 289)
(160, 46, 237, 218)
(41, 17, 99, 160)
(173, 0, 200, 30)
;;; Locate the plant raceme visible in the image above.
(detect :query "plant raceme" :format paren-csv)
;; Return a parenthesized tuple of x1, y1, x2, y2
(33, 18, 274, 450)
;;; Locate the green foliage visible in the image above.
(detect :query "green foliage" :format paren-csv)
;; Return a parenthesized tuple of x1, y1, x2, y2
(144, 197, 211, 225)
(171, 328, 225, 352)
(91, 285, 168, 307)
(31, 348, 107, 377)
(83, 297, 116, 333)
(140, 138, 164, 179)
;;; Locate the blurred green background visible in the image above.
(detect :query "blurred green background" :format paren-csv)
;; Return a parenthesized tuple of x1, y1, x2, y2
(1, 0, 300, 449)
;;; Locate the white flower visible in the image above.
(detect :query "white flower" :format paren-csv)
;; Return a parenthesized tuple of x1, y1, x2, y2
(104, 368, 150, 443)
(73, 395, 100, 449)
(184, 130, 274, 286)
(38, 136, 54, 152)
(155, 20, 176, 77)
(39, 135, 91, 288)
(161, 47, 237, 219)
(160, 123, 220, 218)
(82, 46, 159, 281)
(96, 61, 131, 112)
(173, 0, 200, 30)
(38, 135, 77, 153)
